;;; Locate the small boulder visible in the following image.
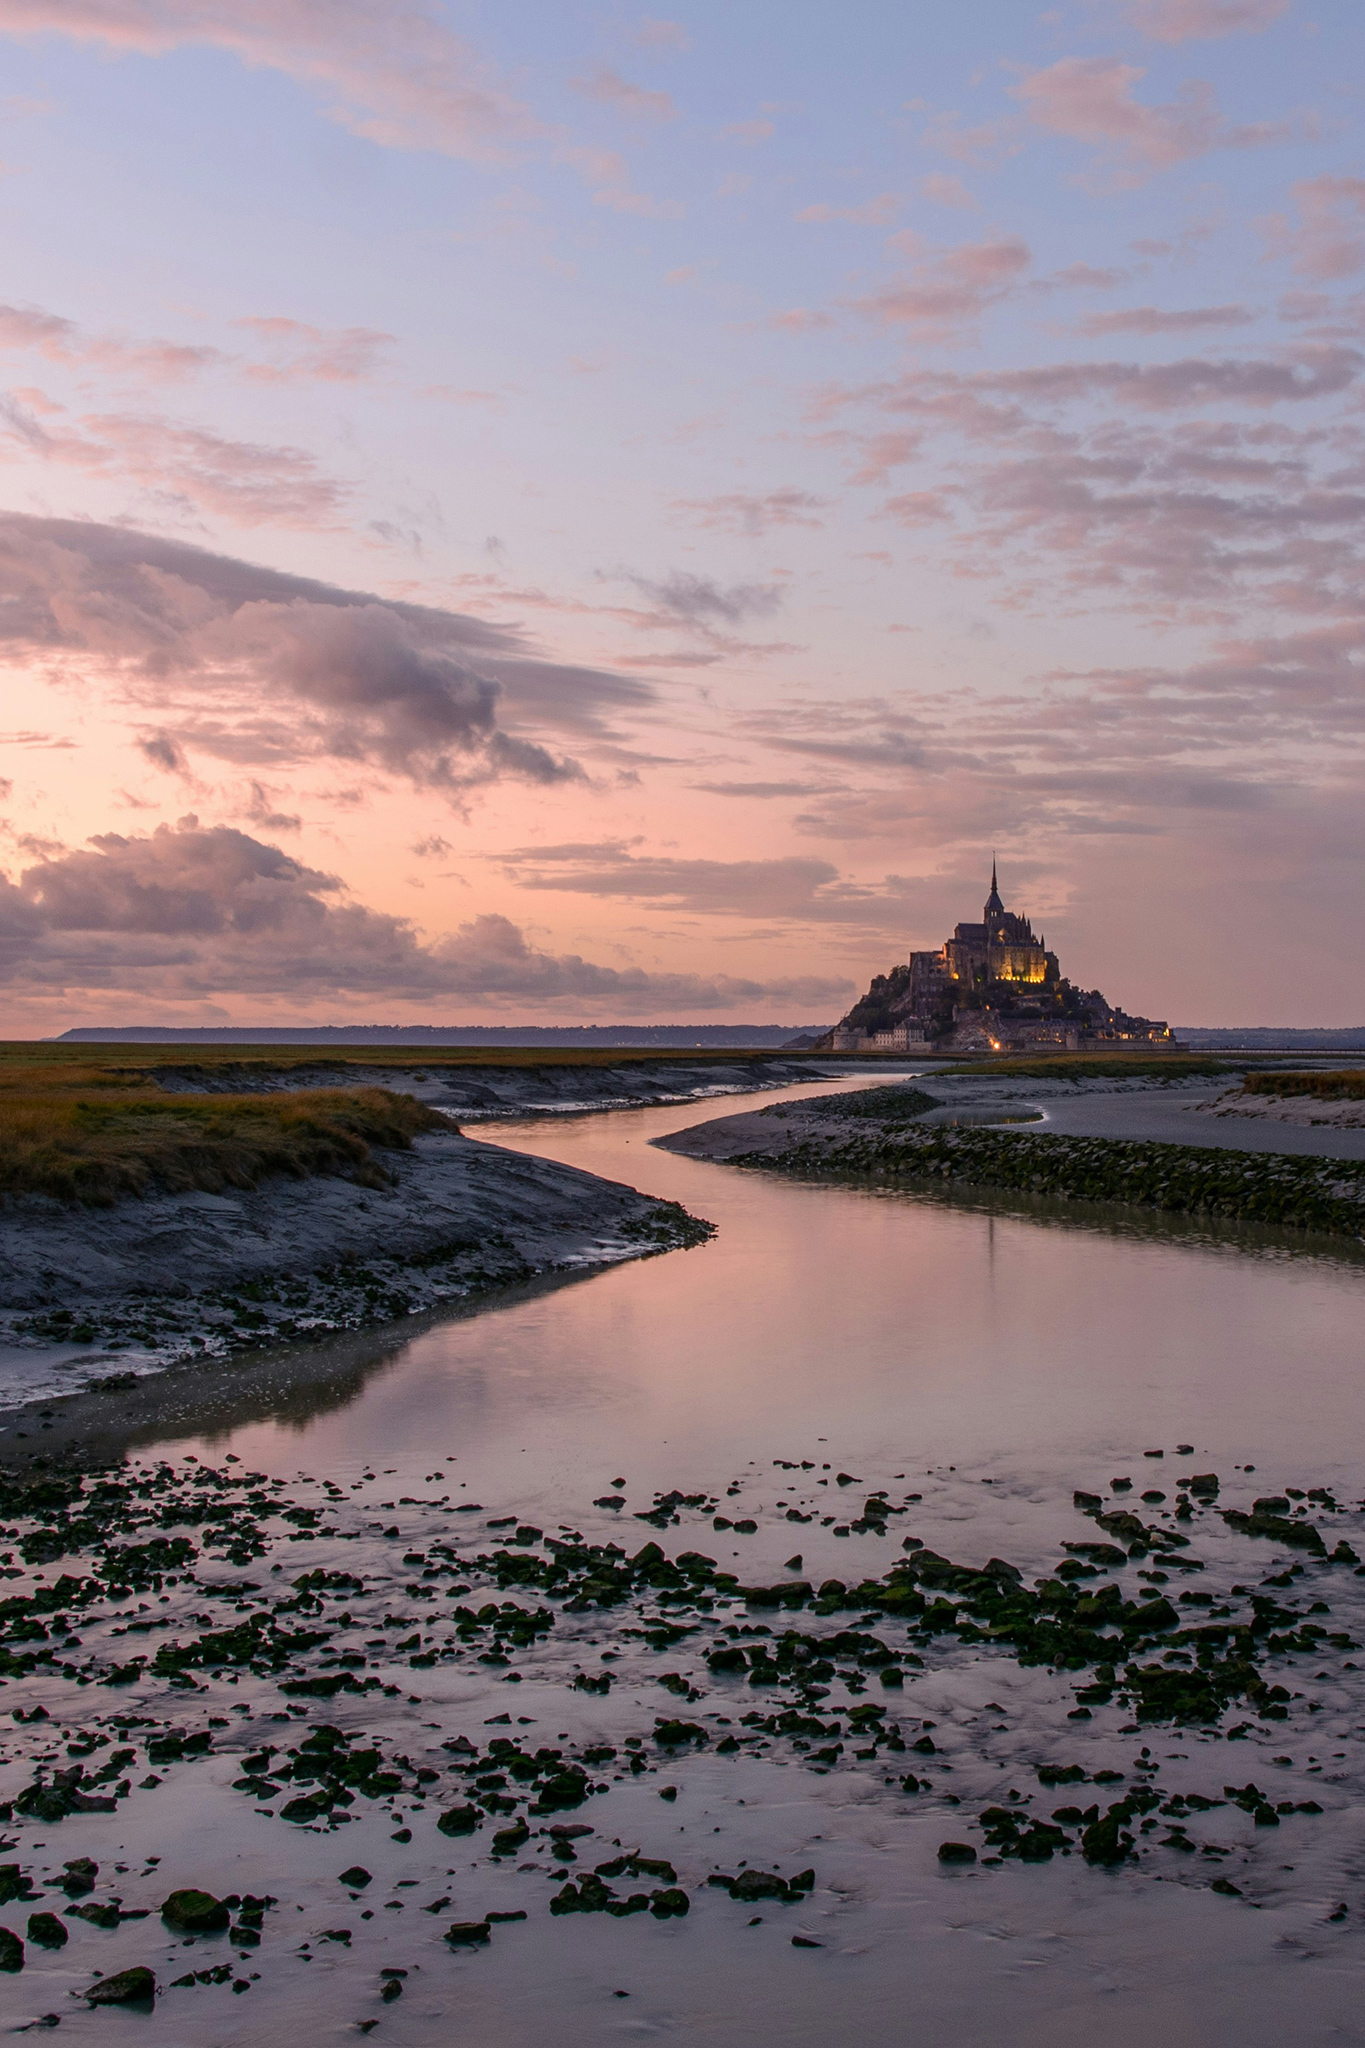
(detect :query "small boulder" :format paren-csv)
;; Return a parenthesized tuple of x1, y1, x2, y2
(27, 1912, 67, 1949)
(937, 1843, 976, 1864)
(437, 1805, 482, 1837)
(444, 1921, 491, 1945)
(61, 1858, 98, 1897)
(86, 1966, 156, 2004)
(160, 1889, 230, 1933)
(0, 1928, 22, 1972)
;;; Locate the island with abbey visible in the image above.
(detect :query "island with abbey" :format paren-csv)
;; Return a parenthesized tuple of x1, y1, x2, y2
(820, 864, 1173, 1054)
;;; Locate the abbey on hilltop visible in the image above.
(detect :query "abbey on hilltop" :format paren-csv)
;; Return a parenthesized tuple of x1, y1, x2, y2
(821, 863, 1173, 1054)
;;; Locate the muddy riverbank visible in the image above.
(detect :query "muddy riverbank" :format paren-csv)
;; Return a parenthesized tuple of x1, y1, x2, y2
(658, 1079, 1365, 1239)
(0, 1127, 711, 1415)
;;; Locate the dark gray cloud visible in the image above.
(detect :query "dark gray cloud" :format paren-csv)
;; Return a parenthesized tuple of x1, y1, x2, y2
(0, 820, 850, 1011)
(136, 730, 188, 774)
(0, 512, 657, 787)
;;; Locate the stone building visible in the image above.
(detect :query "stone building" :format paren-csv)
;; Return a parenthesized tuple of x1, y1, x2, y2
(823, 863, 1173, 1054)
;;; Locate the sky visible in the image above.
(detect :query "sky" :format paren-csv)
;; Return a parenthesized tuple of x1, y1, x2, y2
(0, 0, 1362, 1031)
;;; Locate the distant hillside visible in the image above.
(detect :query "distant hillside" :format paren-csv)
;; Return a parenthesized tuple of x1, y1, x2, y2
(55, 1023, 834, 1049)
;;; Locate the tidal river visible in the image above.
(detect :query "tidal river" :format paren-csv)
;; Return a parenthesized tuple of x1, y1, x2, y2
(7, 1074, 1365, 2045)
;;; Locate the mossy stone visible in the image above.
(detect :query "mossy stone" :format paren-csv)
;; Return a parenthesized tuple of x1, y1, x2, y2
(161, 1889, 230, 1933)
(86, 1966, 156, 2003)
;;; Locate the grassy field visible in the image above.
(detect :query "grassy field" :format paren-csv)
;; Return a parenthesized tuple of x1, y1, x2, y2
(0, 1043, 825, 1080)
(0, 1040, 846, 1207)
(1243, 1069, 1365, 1100)
(0, 1076, 444, 1207)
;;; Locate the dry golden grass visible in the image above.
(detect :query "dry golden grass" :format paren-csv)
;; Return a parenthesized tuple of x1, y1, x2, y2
(0, 1038, 835, 1206)
(1243, 1069, 1365, 1101)
(0, 1043, 814, 1080)
(0, 1082, 444, 1207)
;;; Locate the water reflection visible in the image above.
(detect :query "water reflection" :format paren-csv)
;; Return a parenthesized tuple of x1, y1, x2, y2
(135, 1074, 1365, 1552)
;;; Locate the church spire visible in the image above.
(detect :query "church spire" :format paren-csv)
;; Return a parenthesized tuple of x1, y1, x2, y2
(984, 853, 1004, 920)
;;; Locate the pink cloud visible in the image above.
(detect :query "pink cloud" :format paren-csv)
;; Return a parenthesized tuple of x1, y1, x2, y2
(571, 64, 675, 121)
(795, 193, 901, 226)
(418, 384, 505, 407)
(845, 432, 922, 487)
(0, 298, 395, 388)
(1013, 56, 1299, 183)
(0, 819, 850, 1008)
(0, 512, 610, 786)
(919, 112, 1023, 168)
(0, 0, 531, 160)
(560, 143, 683, 217)
(996, 346, 1359, 412)
(851, 236, 1031, 344)
(879, 490, 955, 527)
(806, 338, 1365, 626)
(1037, 262, 1129, 294)
(0, 301, 222, 379)
(1123, 0, 1289, 40)
(1268, 176, 1365, 281)
(821, 347, 1361, 431)
(0, 396, 350, 526)
(671, 487, 829, 535)
(1077, 303, 1255, 335)
(233, 316, 395, 384)
(766, 308, 834, 333)
(920, 172, 975, 210)
(630, 17, 690, 52)
(722, 117, 774, 146)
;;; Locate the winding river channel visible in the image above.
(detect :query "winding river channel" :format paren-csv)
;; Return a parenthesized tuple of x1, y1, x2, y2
(8, 1073, 1365, 2044)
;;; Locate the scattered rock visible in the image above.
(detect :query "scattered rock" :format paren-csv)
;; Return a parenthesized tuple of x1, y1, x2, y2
(161, 1889, 231, 1933)
(444, 1921, 491, 1945)
(85, 1966, 156, 2004)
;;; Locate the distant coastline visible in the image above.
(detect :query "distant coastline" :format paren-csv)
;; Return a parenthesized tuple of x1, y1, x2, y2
(1175, 1027, 1365, 1050)
(53, 1022, 834, 1048)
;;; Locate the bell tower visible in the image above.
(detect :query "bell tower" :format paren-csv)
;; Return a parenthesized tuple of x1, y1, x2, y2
(983, 856, 1004, 930)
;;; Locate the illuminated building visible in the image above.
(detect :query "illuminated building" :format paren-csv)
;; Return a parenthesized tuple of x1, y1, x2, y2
(823, 861, 1173, 1054)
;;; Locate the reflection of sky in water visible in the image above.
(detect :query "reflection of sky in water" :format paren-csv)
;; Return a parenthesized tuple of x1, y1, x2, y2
(11, 1080, 1365, 2044)
(196, 1079, 1365, 1582)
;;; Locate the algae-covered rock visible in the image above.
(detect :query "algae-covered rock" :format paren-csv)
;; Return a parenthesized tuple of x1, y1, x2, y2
(937, 1843, 976, 1864)
(161, 1888, 230, 1932)
(0, 1927, 22, 1972)
(61, 1858, 97, 1897)
(26, 1911, 67, 1949)
(444, 1920, 491, 1945)
(436, 1805, 482, 1836)
(86, 1966, 156, 2004)
(1080, 1810, 1133, 1865)
(69, 1902, 120, 1929)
